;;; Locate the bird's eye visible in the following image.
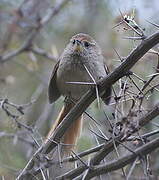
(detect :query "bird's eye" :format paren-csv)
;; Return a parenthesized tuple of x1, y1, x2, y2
(72, 39, 76, 45)
(83, 41, 90, 48)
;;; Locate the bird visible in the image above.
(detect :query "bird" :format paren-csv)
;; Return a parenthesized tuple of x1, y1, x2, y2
(47, 33, 111, 155)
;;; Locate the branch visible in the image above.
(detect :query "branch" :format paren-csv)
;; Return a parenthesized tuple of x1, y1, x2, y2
(0, 0, 71, 63)
(30, 46, 57, 62)
(36, 128, 159, 172)
(75, 136, 159, 179)
(55, 102, 159, 179)
(64, 128, 159, 163)
(16, 31, 159, 179)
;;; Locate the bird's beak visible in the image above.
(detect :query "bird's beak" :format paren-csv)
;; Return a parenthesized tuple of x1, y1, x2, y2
(74, 40, 83, 52)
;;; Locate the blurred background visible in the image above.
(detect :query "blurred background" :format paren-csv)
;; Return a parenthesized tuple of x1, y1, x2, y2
(0, 0, 159, 179)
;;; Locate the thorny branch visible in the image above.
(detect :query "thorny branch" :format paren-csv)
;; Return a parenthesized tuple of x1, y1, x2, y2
(17, 105, 159, 178)
(56, 102, 159, 179)
(77, 136, 159, 179)
(59, 128, 159, 164)
(16, 31, 159, 179)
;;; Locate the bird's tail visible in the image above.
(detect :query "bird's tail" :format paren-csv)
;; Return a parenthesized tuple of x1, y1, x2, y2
(46, 102, 83, 155)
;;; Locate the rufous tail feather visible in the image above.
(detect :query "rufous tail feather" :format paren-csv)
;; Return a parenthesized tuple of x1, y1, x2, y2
(46, 103, 83, 155)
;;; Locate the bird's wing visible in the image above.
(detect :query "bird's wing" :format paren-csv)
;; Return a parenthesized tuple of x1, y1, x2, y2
(101, 64, 112, 105)
(48, 61, 61, 104)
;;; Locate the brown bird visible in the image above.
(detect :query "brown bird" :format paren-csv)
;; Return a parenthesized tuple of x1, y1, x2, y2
(47, 33, 111, 155)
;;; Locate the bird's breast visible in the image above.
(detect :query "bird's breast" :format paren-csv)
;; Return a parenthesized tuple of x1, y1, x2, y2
(56, 56, 106, 101)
